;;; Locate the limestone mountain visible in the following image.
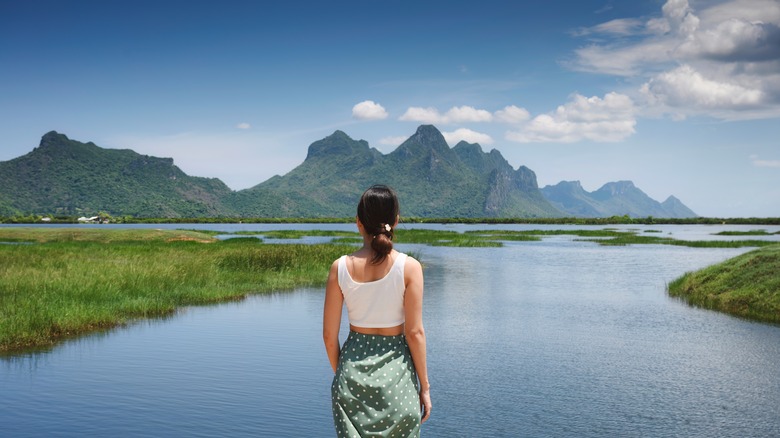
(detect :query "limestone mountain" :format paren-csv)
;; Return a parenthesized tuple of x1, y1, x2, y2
(1, 128, 695, 219)
(660, 195, 697, 218)
(541, 180, 697, 218)
(0, 131, 235, 217)
(229, 125, 562, 217)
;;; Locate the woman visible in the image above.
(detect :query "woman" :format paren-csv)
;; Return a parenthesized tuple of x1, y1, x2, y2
(323, 185, 431, 437)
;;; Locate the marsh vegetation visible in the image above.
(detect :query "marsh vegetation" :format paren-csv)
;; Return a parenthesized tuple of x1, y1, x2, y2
(668, 244, 780, 323)
(2, 226, 777, 352)
(0, 228, 351, 351)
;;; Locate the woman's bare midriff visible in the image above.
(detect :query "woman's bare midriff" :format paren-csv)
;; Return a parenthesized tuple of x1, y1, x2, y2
(350, 323, 404, 336)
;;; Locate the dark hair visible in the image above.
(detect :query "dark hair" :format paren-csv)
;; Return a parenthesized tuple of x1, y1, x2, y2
(357, 184, 400, 264)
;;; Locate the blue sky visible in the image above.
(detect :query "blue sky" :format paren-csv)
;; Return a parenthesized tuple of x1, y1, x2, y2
(1, 0, 778, 217)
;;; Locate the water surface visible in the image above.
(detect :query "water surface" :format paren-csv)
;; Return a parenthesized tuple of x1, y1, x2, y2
(2, 225, 779, 437)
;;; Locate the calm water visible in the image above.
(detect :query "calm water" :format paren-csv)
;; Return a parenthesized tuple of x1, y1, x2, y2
(2, 225, 780, 437)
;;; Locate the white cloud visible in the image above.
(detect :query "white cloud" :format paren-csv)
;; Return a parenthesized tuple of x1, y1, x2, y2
(677, 19, 780, 62)
(573, 18, 644, 37)
(750, 154, 780, 168)
(662, 0, 699, 36)
(494, 105, 530, 124)
(442, 128, 494, 145)
(570, 40, 675, 76)
(379, 136, 408, 146)
(399, 106, 443, 123)
(446, 106, 493, 123)
(236, 122, 251, 130)
(399, 104, 530, 124)
(506, 92, 636, 143)
(352, 100, 389, 120)
(699, 0, 780, 25)
(641, 64, 764, 110)
(568, 0, 780, 120)
(399, 105, 494, 124)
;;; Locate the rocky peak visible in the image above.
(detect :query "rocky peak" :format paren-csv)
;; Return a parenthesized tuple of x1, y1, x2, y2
(663, 195, 680, 204)
(412, 124, 448, 147)
(396, 125, 451, 157)
(543, 180, 587, 196)
(514, 166, 540, 190)
(37, 131, 70, 149)
(305, 130, 370, 160)
(661, 195, 698, 217)
(595, 180, 637, 197)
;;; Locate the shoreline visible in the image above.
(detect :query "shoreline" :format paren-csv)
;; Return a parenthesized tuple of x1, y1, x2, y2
(668, 244, 780, 324)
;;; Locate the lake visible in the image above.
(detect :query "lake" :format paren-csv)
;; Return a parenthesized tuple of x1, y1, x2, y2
(2, 224, 780, 437)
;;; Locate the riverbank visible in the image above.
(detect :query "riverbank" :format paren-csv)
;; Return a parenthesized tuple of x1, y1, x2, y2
(668, 244, 780, 323)
(0, 228, 351, 352)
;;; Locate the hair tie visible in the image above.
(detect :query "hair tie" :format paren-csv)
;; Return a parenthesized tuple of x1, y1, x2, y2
(373, 223, 392, 239)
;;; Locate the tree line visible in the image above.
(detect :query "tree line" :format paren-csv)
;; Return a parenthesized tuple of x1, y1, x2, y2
(2, 214, 779, 225)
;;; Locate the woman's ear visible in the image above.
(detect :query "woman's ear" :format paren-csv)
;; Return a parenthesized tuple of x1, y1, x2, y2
(393, 215, 399, 227)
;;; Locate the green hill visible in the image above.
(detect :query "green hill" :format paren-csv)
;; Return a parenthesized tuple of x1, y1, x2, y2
(228, 125, 562, 218)
(0, 131, 235, 217)
(1, 128, 695, 219)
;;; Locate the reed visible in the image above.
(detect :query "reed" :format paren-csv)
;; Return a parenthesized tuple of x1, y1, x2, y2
(466, 229, 626, 238)
(237, 230, 359, 239)
(0, 228, 351, 352)
(668, 244, 780, 323)
(713, 230, 778, 236)
(395, 229, 502, 247)
(579, 234, 777, 248)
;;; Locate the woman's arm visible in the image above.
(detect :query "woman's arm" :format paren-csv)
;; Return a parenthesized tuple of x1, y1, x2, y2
(323, 259, 343, 373)
(404, 256, 431, 423)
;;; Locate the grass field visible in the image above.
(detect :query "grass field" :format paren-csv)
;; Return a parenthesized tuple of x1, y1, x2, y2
(668, 244, 780, 323)
(0, 228, 351, 352)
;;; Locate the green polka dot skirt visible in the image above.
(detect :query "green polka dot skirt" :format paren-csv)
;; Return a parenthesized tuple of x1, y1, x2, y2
(331, 331, 421, 437)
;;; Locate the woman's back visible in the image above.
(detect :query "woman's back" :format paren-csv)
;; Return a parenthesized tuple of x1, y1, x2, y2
(323, 185, 431, 437)
(342, 249, 399, 283)
(338, 251, 407, 330)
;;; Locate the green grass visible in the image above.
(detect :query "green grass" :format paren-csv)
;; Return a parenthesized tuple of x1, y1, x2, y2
(668, 244, 780, 323)
(578, 234, 776, 248)
(395, 229, 502, 247)
(0, 227, 217, 244)
(0, 228, 351, 352)
(713, 230, 779, 236)
(466, 229, 628, 238)
(237, 230, 359, 239)
(185, 227, 780, 249)
(463, 229, 775, 248)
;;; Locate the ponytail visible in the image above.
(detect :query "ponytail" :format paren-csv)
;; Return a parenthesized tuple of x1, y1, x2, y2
(370, 223, 394, 264)
(357, 185, 400, 264)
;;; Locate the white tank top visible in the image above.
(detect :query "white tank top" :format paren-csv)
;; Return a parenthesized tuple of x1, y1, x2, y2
(337, 253, 407, 328)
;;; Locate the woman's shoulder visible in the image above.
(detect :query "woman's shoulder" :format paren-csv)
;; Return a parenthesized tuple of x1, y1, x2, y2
(330, 255, 347, 272)
(402, 253, 422, 273)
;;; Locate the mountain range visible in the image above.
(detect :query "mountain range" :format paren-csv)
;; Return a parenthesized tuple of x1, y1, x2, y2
(541, 180, 697, 218)
(0, 126, 696, 218)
